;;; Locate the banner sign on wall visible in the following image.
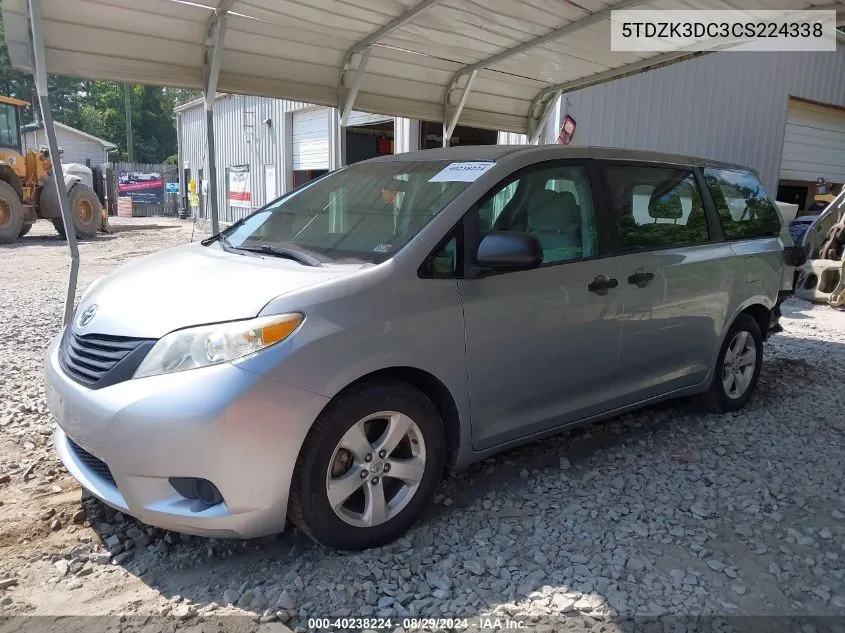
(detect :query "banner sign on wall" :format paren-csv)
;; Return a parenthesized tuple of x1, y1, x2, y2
(228, 166, 251, 207)
(118, 171, 165, 204)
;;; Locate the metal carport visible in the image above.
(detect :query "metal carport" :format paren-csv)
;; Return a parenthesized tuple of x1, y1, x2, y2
(3, 0, 844, 322)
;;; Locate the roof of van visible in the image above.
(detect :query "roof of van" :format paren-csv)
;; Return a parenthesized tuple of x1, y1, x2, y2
(371, 145, 751, 172)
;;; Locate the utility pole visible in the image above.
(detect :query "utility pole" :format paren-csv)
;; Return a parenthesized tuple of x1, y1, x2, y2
(124, 83, 134, 162)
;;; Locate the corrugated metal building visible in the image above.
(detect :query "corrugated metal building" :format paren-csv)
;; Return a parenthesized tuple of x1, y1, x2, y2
(564, 46, 845, 210)
(22, 121, 116, 166)
(176, 96, 546, 223)
(178, 44, 845, 221)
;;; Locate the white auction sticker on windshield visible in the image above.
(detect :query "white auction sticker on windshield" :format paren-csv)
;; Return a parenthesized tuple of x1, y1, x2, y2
(428, 162, 495, 183)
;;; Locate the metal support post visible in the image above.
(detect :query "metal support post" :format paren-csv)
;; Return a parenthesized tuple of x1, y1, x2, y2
(328, 107, 346, 170)
(27, 0, 79, 326)
(339, 47, 372, 127)
(443, 69, 477, 147)
(529, 89, 562, 144)
(203, 6, 230, 235)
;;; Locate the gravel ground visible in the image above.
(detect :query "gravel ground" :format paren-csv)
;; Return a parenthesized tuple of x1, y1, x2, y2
(0, 217, 844, 632)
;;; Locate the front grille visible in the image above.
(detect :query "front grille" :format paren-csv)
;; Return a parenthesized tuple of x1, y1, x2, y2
(67, 437, 116, 487)
(60, 330, 151, 386)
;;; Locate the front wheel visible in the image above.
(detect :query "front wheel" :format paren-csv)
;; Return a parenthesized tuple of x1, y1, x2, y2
(703, 314, 763, 413)
(288, 380, 445, 550)
(47, 184, 102, 239)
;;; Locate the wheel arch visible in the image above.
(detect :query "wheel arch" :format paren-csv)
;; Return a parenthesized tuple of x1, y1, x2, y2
(319, 366, 463, 468)
(739, 303, 772, 342)
(705, 299, 772, 389)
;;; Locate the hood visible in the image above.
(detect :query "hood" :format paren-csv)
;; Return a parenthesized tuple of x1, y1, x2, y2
(73, 242, 364, 338)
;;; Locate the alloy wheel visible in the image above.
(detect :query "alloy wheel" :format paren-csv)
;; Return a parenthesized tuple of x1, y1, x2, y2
(721, 330, 757, 399)
(325, 411, 427, 528)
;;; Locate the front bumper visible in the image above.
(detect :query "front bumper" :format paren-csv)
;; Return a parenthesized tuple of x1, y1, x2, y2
(45, 332, 329, 539)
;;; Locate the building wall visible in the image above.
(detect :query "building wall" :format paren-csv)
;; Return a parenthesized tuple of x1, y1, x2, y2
(178, 94, 310, 223)
(23, 126, 109, 166)
(561, 46, 845, 194)
(178, 97, 559, 222)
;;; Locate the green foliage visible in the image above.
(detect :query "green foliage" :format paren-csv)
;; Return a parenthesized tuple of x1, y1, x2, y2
(0, 11, 198, 162)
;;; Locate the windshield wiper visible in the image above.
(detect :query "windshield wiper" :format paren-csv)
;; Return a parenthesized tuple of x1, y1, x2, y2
(232, 244, 322, 267)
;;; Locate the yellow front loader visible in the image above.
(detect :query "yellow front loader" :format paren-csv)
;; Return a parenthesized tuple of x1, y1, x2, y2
(0, 95, 108, 244)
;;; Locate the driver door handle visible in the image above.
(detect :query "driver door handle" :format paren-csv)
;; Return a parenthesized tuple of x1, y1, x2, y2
(588, 275, 619, 295)
(628, 269, 655, 287)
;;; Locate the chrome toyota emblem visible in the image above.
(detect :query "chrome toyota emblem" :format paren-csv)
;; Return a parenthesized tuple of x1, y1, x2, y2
(78, 304, 98, 327)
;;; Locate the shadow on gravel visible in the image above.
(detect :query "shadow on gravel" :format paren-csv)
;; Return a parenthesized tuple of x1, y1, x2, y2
(107, 223, 183, 233)
(75, 333, 845, 631)
(3, 235, 119, 249)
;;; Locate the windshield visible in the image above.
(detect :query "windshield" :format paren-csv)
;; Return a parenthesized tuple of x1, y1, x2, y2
(219, 160, 488, 264)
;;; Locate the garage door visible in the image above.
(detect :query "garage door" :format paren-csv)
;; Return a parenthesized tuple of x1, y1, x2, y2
(780, 99, 845, 183)
(346, 112, 392, 127)
(292, 108, 329, 171)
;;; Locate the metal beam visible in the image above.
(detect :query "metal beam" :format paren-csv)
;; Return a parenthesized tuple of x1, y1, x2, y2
(528, 49, 712, 132)
(202, 0, 233, 235)
(448, 0, 647, 88)
(529, 89, 561, 144)
(339, 46, 371, 127)
(346, 0, 446, 58)
(532, 50, 716, 107)
(443, 70, 477, 147)
(27, 0, 79, 326)
(337, 0, 444, 132)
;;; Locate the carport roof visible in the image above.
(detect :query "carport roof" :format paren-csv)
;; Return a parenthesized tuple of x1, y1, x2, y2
(3, 0, 845, 135)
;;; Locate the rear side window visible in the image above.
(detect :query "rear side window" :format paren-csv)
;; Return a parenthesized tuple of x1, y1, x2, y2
(602, 165, 710, 251)
(703, 168, 781, 240)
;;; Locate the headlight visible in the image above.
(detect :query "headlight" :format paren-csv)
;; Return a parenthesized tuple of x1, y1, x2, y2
(133, 313, 303, 379)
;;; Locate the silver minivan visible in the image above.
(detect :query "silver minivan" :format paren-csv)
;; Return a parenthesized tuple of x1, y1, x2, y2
(44, 146, 794, 550)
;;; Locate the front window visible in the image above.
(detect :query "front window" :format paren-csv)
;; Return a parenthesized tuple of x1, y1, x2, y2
(0, 103, 21, 152)
(220, 160, 485, 264)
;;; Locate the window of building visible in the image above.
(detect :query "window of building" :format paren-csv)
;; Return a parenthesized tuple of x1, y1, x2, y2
(703, 168, 781, 240)
(602, 165, 710, 251)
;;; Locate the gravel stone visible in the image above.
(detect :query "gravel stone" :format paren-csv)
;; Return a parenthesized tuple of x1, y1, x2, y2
(223, 589, 240, 605)
(1, 221, 844, 623)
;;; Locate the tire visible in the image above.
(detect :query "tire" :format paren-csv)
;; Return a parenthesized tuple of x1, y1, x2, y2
(288, 379, 445, 550)
(703, 314, 763, 413)
(18, 223, 33, 238)
(45, 184, 102, 239)
(0, 180, 24, 245)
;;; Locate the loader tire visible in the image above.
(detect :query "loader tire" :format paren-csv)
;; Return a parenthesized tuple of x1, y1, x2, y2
(48, 184, 102, 239)
(0, 180, 24, 245)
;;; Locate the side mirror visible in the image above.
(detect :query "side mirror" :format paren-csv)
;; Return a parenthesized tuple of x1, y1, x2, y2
(476, 231, 543, 271)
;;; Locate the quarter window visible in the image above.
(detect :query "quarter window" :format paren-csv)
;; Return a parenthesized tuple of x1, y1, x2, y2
(479, 165, 599, 265)
(602, 165, 710, 251)
(703, 168, 781, 240)
(420, 234, 459, 279)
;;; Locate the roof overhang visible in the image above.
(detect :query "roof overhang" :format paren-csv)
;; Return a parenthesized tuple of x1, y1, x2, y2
(4, 0, 844, 135)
